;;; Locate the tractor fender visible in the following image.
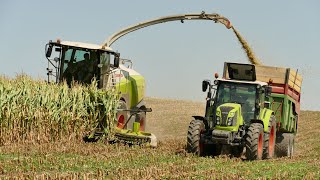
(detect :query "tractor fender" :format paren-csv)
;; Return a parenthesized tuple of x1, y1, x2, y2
(255, 108, 275, 132)
(192, 116, 209, 130)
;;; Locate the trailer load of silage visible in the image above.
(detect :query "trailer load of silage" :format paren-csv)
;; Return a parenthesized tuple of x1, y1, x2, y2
(0, 75, 118, 145)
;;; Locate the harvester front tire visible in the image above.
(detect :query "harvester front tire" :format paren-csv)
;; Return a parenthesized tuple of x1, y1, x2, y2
(263, 116, 276, 159)
(245, 123, 264, 160)
(275, 133, 295, 157)
(187, 119, 205, 156)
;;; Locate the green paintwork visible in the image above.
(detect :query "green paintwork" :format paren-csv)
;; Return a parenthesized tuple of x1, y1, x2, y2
(258, 108, 274, 132)
(268, 93, 297, 133)
(116, 74, 145, 109)
(215, 103, 244, 132)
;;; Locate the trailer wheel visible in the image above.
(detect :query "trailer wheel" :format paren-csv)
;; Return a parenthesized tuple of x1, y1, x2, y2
(263, 115, 276, 159)
(187, 119, 206, 156)
(116, 100, 128, 129)
(245, 123, 264, 160)
(275, 133, 295, 157)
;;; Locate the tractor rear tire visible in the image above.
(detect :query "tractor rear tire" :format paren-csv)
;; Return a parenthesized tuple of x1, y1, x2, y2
(275, 133, 295, 157)
(263, 116, 276, 159)
(245, 123, 264, 160)
(187, 119, 206, 156)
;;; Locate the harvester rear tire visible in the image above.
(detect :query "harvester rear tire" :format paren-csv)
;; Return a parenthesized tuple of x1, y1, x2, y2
(245, 123, 264, 160)
(263, 116, 276, 159)
(187, 119, 206, 156)
(275, 133, 295, 157)
(116, 100, 129, 129)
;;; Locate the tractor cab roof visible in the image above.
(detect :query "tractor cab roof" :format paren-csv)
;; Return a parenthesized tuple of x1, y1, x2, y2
(50, 40, 114, 52)
(217, 78, 268, 87)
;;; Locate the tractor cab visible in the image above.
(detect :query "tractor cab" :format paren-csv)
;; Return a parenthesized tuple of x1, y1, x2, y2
(207, 79, 270, 128)
(202, 62, 272, 129)
(45, 40, 120, 87)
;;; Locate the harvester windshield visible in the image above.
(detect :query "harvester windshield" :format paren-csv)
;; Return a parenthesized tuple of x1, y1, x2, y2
(61, 47, 111, 85)
(45, 40, 120, 86)
(216, 81, 257, 122)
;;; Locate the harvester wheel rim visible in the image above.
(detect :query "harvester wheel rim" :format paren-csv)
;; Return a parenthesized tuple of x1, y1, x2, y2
(117, 115, 125, 128)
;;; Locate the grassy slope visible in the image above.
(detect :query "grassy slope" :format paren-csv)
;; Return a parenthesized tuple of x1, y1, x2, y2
(0, 97, 319, 179)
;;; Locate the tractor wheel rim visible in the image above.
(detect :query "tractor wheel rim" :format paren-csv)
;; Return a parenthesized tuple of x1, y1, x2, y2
(269, 126, 275, 157)
(258, 132, 263, 159)
(117, 115, 125, 128)
(199, 130, 204, 155)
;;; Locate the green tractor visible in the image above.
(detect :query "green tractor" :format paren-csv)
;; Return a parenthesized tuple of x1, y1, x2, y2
(187, 63, 276, 160)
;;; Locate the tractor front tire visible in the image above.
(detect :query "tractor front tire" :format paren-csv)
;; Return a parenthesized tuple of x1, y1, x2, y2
(275, 133, 295, 157)
(263, 116, 276, 159)
(187, 119, 206, 156)
(245, 123, 264, 160)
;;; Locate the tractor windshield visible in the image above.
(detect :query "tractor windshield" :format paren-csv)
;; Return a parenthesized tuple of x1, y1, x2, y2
(60, 47, 111, 86)
(216, 81, 257, 122)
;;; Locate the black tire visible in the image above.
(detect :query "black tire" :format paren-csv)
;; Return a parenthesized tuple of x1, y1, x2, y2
(245, 123, 264, 160)
(116, 100, 129, 129)
(187, 119, 206, 156)
(263, 115, 277, 159)
(275, 133, 295, 157)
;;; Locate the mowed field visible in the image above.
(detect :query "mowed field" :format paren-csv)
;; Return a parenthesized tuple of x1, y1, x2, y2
(0, 97, 320, 179)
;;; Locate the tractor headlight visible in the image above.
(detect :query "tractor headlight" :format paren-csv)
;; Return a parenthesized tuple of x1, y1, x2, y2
(216, 111, 221, 116)
(227, 117, 233, 126)
(229, 112, 235, 117)
(216, 116, 220, 125)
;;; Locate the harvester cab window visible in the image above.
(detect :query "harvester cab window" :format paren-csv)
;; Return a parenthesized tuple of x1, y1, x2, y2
(62, 48, 100, 85)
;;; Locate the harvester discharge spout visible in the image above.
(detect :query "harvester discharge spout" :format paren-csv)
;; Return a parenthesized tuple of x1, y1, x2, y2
(103, 11, 232, 47)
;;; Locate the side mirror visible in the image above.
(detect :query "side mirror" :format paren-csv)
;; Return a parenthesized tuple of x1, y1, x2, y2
(114, 55, 120, 68)
(46, 44, 53, 58)
(265, 86, 272, 96)
(202, 80, 210, 92)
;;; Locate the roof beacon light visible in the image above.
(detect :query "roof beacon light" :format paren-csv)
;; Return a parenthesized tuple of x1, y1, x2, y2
(214, 73, 219, 79)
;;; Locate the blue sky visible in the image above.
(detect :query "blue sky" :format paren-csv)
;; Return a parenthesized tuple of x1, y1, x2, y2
(0, 1, 319, 110)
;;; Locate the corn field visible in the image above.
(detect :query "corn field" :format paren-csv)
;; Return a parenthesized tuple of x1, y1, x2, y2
(0, 75, 118, 145)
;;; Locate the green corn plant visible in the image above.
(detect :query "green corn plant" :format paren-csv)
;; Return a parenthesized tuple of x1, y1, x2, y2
(0, 75, 118, 145)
